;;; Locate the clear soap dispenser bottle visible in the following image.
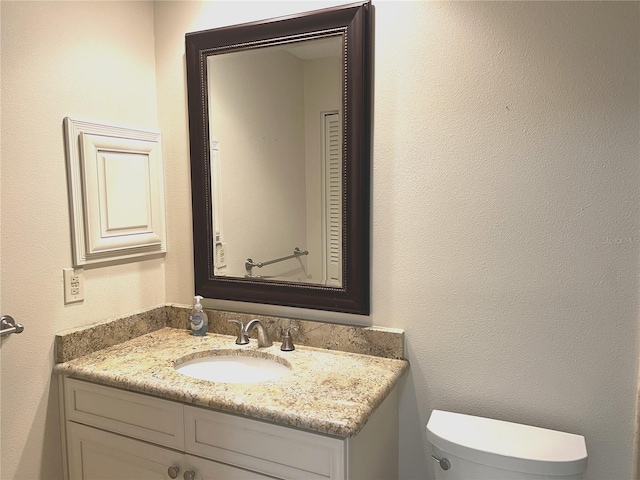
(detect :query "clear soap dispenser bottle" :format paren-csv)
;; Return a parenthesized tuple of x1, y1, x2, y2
(189, 295, 208, 336)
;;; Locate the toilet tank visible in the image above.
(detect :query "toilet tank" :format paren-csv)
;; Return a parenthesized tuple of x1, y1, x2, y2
(426, 410, 587, 480)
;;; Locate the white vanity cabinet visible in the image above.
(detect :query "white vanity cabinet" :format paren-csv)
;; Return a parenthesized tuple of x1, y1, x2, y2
(67, 422, 265, 480)
(60, 377, 399, 480)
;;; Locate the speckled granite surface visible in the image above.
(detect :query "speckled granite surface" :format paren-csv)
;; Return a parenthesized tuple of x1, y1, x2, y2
(167, 304, 405, 360)
(55, 306, 166, 363)
(56, 304, 405, 363)
(54, 327, 409, 437)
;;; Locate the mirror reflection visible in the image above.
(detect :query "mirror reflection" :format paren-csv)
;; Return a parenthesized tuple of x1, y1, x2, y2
(186, 1, 371, 314)
(208, 35, 344, 286)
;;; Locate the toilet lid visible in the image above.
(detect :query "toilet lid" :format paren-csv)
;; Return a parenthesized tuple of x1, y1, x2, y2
(426, 410, 588, 476)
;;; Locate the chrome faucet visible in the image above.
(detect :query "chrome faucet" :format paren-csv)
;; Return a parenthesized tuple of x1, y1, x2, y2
(244, 319, 273, 347)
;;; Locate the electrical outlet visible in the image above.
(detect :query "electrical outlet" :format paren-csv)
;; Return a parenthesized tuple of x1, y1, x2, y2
(216, 242, 227, 268)
(63, 268, 84, 304)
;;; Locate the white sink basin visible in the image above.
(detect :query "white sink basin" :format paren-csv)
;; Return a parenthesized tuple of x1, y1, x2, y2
(175, 353, 290, 384)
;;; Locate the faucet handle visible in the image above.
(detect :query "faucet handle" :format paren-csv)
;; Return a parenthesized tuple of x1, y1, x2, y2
(280, 325, 299, 351)
(228, 319, 249, 345)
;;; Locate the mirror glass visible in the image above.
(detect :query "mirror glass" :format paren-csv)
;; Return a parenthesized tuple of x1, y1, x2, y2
(208, 35, 344, 286)
(186, 2, 371, 314)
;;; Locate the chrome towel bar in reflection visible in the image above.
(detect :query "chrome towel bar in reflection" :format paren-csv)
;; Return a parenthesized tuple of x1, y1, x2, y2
(0, 315, 24, 337)
(245, 247, 308, 277)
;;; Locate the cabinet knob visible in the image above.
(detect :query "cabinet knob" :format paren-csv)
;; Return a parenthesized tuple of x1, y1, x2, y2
(167, 466, 179, 479)
(431, 454, 451, 471)
(183, 471, 196, 480)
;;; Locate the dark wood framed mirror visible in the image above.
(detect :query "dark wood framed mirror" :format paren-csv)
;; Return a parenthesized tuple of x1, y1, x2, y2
(186, 2, 371, 315)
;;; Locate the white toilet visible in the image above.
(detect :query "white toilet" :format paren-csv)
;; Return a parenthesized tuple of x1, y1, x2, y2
(426, 410, 588, 480)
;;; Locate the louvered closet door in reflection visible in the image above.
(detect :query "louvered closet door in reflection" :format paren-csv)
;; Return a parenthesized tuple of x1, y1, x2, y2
(324, 112, 342, 286)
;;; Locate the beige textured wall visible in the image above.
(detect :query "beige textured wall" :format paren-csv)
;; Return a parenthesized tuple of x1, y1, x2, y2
(1, 1, 162, 478)
(209, 49, 307, 279)
(158, 2, 640, 480)
(373, 3, 639, 479)
(0, 1, 637, 480)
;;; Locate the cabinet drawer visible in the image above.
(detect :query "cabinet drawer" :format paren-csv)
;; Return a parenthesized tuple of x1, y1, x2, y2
(185, 405, 345, 480)
(64, 378, 184, 450)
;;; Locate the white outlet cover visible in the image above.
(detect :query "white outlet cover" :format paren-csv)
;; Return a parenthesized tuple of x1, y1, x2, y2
(63, 268, 84, 304)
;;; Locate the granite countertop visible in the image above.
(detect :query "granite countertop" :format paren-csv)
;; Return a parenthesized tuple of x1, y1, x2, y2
(54, 327, 409, 438)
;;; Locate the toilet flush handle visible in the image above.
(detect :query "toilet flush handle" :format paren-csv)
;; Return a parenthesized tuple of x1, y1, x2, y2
(431, 454, 451, 471)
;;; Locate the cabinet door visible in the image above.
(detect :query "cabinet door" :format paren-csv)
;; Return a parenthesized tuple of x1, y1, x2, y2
(67, 422, 183, 480)
(185, 405, 345, 479)
(186, 455, 274, 480)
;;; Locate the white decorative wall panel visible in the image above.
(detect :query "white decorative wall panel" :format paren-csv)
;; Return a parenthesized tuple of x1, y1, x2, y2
(64, 118, 167, 266)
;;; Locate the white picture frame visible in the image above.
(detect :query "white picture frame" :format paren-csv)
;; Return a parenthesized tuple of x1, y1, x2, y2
(64, 117, 167, 266)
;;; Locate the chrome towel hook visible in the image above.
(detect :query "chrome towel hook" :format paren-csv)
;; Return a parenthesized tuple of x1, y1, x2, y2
(0, 315, 24, 337)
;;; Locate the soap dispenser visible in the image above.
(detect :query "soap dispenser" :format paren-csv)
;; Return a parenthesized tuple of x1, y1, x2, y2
(189, 295, 208, 336)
